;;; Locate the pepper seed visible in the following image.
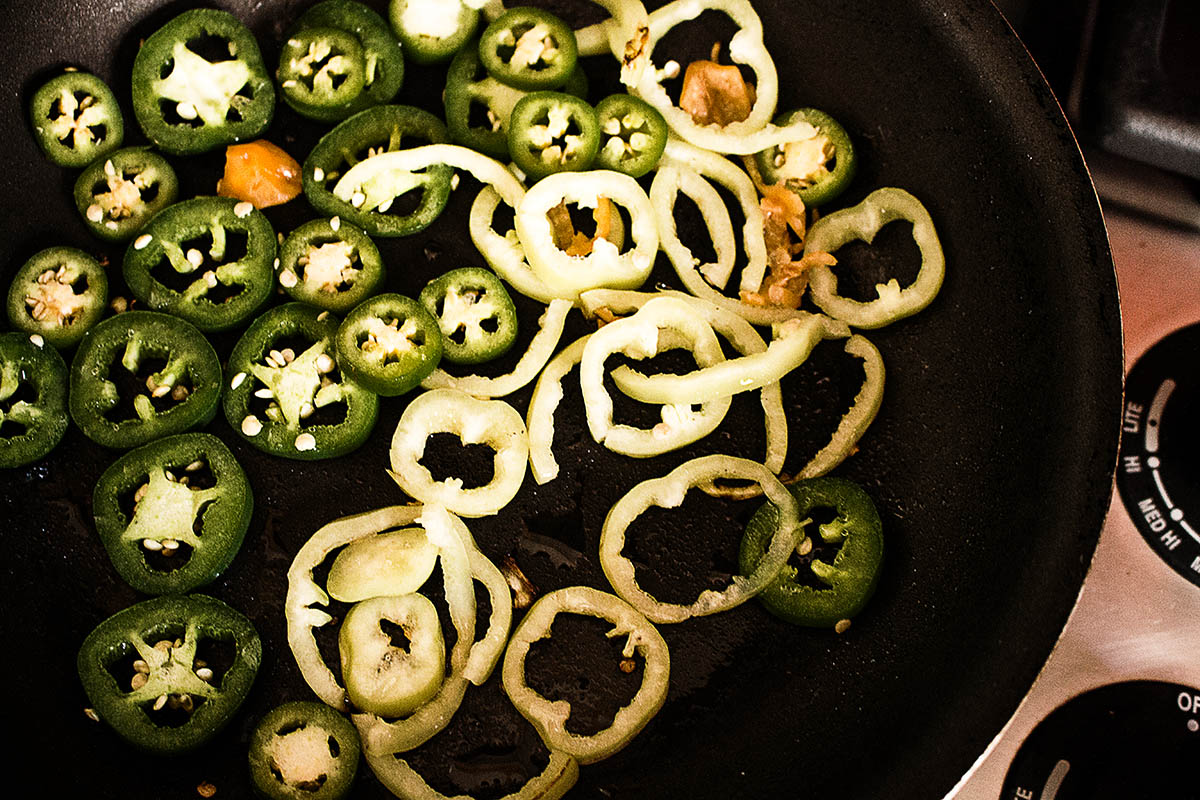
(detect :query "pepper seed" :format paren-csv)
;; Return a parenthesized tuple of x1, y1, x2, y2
(241, 415, 263, 436)
(172, 385, 190, 402)
(86, 204, 104, 222)
(329, 216, 340, 232)
(186, 460, 204, 472)
(279, 270, 298, 288)
(131, 673, 148, 691)
(280, 348, 295, 363)
(196, 667, 214, 682)
(253, 388, 274, 399)
(312, 167, 325, 182)
(84, 708, 100, 723)
(133, 660, 150, 674)
(186, 248, 204, 268)
(29, 334, 44, 348)
(233, 201, 254, 218)
(834, 619, 852, 634)
(230, 372, 247, 390)
(142, 538, 163, 551)
(133, 234, 152, 250)
(153, 694, 168, 711)
(315, 353, 335, 373)
(294, 432, 317, 451)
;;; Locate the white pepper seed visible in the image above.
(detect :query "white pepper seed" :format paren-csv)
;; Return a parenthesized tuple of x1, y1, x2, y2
(133, 234, 152, 250)
(241, 415, 263, 436)
(294, 432, 317, 451)
(230, 372, 247, 390)
(233, 201, 254, 218)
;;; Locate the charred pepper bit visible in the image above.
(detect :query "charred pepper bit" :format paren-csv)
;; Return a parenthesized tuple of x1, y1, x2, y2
(501, 555, 538, 609)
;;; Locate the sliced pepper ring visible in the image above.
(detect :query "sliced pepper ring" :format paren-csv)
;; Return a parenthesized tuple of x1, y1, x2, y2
(131, 8, 274, 155)
(277, 217, 385, 313)
(6, 246, 108, 348)
(755, 108, 856, 207)
(223, 303, 379, 460)
(303, 105, 453, 237)
(507, 91, 600, 181)
(390, 0, 480, 65)
(501, 585, 669, 765)
(514, 170, 658, 297)
(70, 311, 222, 449)
(277, 26, 368, 122)
(468, 185, 566, 304)
(73, 148, 179, 243)
(29, 70, 123, 167)
(336, 293, 443, 396)
(365, 747, 578, 800)
(579, 296, 731, 458)
(387, 388, 529, 517)
(92, 432, 253, 595)
(599, 454, 804, 624)
(479, 7, 579, 91)
(739, 476, 884, 627)
(418, 267, 518, 366)
(804, 186, 946, 329)
(248, 701, 361, 800)
(421, 298, 573, 399)
(0, 332, 69, 468)
(76, 593, 261, 755)
(122, 196, 276, 333)
(632, 0, 815, 154)
(295, 0, 405, 113)
(593, 93, 667, 178)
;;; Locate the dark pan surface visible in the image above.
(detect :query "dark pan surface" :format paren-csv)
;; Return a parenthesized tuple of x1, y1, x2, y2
(0, 1, 1121, 798)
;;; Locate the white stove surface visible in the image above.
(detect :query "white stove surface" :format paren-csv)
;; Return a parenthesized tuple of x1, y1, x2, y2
(946, 197, 1200, 798)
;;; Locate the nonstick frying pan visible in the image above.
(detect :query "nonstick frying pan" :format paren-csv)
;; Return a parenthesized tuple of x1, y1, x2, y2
(0, 1, 1121, 797)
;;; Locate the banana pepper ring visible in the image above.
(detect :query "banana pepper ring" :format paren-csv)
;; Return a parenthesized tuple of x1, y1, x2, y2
(388, 388, 529, 517)
(502, 586, 669, 764)
(599, 454, 804, 623)
(579, 296, 731, 458)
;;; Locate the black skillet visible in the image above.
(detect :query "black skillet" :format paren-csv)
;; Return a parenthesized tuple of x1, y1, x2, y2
(0, 1, 1121, 797)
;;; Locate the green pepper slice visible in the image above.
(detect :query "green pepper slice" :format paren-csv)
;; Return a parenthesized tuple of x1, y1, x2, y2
(739, 476, 884, 628)
(70, 311, 222, 449)
(302, 104, 453, 237)
(77, 593, 261, 755)
(754, 108, 856, 207)
(224, 303, 380, 460)
(507, 92, 599, 181)
(29, 71, 123, 168)
(389, 0, 479, 65)
(418, 267, 517, 365)
(277, 27, 368, 123)
(131, 8, 275, 156)
(479, 7, 578, 91)
(594, 94, 668, 179)
(248, 701, 361, 800)
(340, 593, 446, 717)
(122, 196, 276, 333)
(296, 0, 405, 114)
(74, 148, 179, 243)
(92, 433, 253, 595)
(335, 293, 442, 396)
(278, 217, 384, 313)
(6, 246, 108, 349)
(0, 332, 69, 468)
(443, 39, 587, 160)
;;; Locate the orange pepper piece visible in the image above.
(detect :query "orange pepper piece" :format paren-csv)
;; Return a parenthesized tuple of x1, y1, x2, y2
(216, 140, 303, 208)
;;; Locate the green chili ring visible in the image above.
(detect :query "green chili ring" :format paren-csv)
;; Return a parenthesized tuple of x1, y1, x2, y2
(70, 311, 222, 449)
(74, 148, 179, 242)
(6, 246, 108, 349)
(390, 0, 480, 64)
(507, 92, 600, 181)
(502, 585, 669, 764)
(248, 701, 361, 800)
(122, 196, 276, 333)
(296, 0, 405, 112)
(303, 106, 454, 237)
(611, 313, 848, 405)
(0, 332, 69, 468)
(131, 8, 274, 155)
(599, 454, 804, 624)
(479, 7, 578, 91)
(277, 217, 385, 314)
(421, 298, 573, 399)
(92, 432, 253, 595)
(756, 108, 856, 207)
(579, 296, 731, 458)
(739, 476, 884, 628)
(29, 71, 124, 167)
(419, 267, 520, 366)
(515, 170, 658, 297)
(387, 388, 529, 518)
(804, 187, 945, 329)
(335, 293, 444, 397)
(594, 93, 668, 178)
(277, 27, 368, 122)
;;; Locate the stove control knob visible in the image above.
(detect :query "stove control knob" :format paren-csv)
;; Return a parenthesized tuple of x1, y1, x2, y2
(1000, 680, 1199, 799)
(1116, 322, 1200, 588)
